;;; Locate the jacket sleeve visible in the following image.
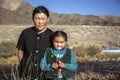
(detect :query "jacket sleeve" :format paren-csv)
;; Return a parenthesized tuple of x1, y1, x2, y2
(40, 52, 52, 71)
(64, 51, 78, 71)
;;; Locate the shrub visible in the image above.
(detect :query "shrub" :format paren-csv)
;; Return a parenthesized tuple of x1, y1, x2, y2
(73, 45, 87, 57)
(86, 45, 101, 57)
(73, 45, 101, 57)
(0, 42, 17, 58)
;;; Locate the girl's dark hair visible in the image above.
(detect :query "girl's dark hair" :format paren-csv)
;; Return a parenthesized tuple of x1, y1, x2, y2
(52, 31, 67, 41)
(32, 6, 49, 20)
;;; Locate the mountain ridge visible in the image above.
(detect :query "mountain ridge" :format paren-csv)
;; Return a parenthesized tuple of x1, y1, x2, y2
(0, 0, 120, 26)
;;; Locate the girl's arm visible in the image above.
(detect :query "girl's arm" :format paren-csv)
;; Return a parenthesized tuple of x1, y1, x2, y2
(64, 51, 78, 71)
(40, 52, 51, 71)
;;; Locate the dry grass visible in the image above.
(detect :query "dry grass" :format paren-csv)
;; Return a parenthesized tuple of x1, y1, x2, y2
(7, 56, 18, 64)
(0, 56, 18, 65)
(0, 24, 120, 48)
(75, 72, 117, 80)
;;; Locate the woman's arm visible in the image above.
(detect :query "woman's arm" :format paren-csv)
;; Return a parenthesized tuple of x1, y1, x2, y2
(18, 50, 24, 62)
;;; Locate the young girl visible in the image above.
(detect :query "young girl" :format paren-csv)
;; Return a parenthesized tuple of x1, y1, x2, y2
(40, 31, 78, 80)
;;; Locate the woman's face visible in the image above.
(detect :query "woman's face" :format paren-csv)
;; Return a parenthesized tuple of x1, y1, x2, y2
(33, 13, 49, 32)
(53, 36, 66, 50)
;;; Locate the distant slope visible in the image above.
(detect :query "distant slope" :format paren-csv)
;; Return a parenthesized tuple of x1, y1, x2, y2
(0, 0, 33, 24)
(50, 13, 120, 26)
(0, 0, 120, 26)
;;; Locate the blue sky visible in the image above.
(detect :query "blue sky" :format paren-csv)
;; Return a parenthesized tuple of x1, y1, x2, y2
(26, 0, 120, 16)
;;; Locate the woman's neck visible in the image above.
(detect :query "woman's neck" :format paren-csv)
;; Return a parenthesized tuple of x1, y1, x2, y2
(38, 27, 47, 34)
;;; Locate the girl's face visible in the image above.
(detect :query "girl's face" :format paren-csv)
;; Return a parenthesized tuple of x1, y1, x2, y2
(33, 13, 49, 32)
(53, 36, 67, 50)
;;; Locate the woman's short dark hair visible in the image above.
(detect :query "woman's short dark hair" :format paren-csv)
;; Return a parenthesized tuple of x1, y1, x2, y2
(52, 31, 67, 42)
(32, 6, 49, 20)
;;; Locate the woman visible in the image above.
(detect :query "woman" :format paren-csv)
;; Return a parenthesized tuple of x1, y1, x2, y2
(17, 6, 53, 80)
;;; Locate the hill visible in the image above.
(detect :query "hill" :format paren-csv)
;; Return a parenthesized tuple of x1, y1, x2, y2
(0, 0, 33, 24)
(50, 13, 120, 26)
(0, 0, 120, 26)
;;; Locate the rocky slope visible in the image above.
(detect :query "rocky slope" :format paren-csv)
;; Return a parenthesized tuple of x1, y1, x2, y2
(0, 0, 120, 26)
(0, 0, 34, 24)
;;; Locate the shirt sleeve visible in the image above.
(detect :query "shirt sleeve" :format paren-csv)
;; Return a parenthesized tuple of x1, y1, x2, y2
(16, 31, 25, 51)
(40, 52, 51, 71)
(64, 51, 78, 71)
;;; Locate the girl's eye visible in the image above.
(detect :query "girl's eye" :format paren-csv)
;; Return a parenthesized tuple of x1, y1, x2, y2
(54, 41, 64, 43)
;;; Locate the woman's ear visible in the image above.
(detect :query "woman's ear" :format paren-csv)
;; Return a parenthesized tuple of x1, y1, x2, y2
(47, 18, 49, 22)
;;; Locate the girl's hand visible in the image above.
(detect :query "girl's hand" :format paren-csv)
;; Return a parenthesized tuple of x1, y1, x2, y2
(58, 61, 65, 68)
(52, 62, 59, 69)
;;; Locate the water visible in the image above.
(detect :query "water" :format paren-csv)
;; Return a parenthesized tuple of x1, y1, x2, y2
(101, 48, 120, 53)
